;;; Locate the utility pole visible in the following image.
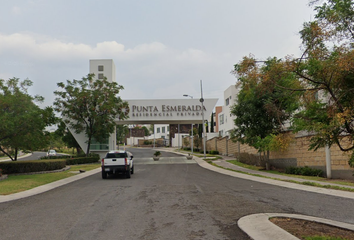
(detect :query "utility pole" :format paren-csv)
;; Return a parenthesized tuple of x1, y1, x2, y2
(200, 80, 206, 159)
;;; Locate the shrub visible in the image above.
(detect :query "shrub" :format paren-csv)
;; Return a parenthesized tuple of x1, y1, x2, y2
(0, 153, 100, 174)
(209, 150, 219, 155)
(65, 157, 100, 165)
(0, 160, 66, 174)
(285, 166, 323, 177)
(40, 155, 70, 160)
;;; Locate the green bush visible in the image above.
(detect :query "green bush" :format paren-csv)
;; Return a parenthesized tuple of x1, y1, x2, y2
(209, 150, 219, 155)
(144, 140, 153, 145)
(285, 166, 323, 177)
(0, 159, 66, 174)
(65, 157, 100, 165)
(40, 155, 70, 160)
(0, 153, 100, 174)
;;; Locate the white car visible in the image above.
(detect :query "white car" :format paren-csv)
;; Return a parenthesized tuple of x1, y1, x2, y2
(47, 149, 57, 156)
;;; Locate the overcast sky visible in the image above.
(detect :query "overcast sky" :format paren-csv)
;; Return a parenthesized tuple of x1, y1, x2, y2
(0, 0, 315, 107)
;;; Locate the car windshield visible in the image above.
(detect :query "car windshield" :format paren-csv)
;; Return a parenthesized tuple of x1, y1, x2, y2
(106, 153, 127, 158)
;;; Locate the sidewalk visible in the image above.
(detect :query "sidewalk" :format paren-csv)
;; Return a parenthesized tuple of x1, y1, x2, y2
(168, 148, 354, 191)
(213, 155, 354, 191)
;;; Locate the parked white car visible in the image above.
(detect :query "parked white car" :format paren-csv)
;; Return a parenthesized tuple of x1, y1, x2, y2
(47, 149, 57, 156)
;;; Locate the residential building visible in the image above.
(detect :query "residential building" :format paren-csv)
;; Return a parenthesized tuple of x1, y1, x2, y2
(217, 85, 239, 137)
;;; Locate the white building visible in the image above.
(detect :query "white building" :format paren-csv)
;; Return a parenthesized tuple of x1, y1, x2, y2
(154, 124, 170, 140)
(217, 85, 240, 137)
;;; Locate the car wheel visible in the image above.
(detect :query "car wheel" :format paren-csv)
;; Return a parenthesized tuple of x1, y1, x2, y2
(126, 169, 131, 178)
(131, 166, 134, 174)
(102, 171, 107, 179)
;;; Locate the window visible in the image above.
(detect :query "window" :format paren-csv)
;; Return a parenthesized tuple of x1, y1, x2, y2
(90, 138, 109, 150)
(106, 153, 127, 158)
(98, 73, 104, 79)
(162, 127, 165, 133)
(167, 126, 170, 132)
(226, 98, 229, 106)
(98, 65, 104, 71)
(157, 128, 160, 133)
(220, 114, 224, 125)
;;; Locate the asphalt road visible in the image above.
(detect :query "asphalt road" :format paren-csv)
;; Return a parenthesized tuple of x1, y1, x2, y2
(0, 148, 353, 240)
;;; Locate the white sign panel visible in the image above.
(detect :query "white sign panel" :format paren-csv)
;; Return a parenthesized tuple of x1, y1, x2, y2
(117, 98, 218, 124)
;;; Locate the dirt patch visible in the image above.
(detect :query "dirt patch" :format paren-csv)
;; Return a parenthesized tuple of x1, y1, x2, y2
(270, 217, 354, 240)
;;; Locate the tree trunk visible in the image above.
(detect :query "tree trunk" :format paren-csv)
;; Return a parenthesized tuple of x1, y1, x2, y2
(14, 148, 18, 161)
(86, 136, 91, 157)
(0, 146, 14, 161)
(265, 150, 270, 170)
(76, 146, 82, 155)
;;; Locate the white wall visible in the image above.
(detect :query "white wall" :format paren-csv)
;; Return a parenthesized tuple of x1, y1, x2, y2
(171, 133, 189, 148)
(218, 85, 239, 137)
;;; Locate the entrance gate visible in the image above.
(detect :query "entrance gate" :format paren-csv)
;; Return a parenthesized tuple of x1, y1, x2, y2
(70, 98, 218, 158)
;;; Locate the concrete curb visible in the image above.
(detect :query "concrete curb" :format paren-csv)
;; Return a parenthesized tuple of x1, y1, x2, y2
(238, 213, 354, 240)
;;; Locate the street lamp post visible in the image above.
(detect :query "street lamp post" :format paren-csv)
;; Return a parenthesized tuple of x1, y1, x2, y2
(183, 94, 194, 154)
(200, 80, 206, 159)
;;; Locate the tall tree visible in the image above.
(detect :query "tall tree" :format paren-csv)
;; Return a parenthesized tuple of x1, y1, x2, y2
(231, 0, 354, 165)
(231, 57, 301, 154)
(210, 112, 214, 133)
(54, 74, 129, 156)
(291, 0, 354, 157)
(0, 78, 56, 160)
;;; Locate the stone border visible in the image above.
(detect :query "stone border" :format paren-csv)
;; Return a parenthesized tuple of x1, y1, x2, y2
(0, 174, 8, 181)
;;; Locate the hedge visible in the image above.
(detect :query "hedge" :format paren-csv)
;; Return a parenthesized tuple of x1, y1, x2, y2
(285, 166, 324, 177)
(0, 159, 66, 174)
(0, 155, 100, 174)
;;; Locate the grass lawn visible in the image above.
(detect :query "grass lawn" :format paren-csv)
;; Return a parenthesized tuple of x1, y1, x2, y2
(0, 163, 100, 195)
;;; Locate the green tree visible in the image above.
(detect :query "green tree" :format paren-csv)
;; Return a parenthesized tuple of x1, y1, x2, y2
(141, 126, 150, 136)
(149, 124, 155, 134)
(0, 78, 56, 160)
(54, 74, 129, 156)
(230, 57, 301, 155)
(231, 0, 354, 165)
(198, 124, 203, 138)
(55, 121, 83, 154)
(116, 124, 129, 144)
(291, 0, 354, 157)
(210, 112, 214, 133)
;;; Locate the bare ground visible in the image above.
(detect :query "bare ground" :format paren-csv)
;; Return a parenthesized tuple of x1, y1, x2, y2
(270, 218, 354, 240)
